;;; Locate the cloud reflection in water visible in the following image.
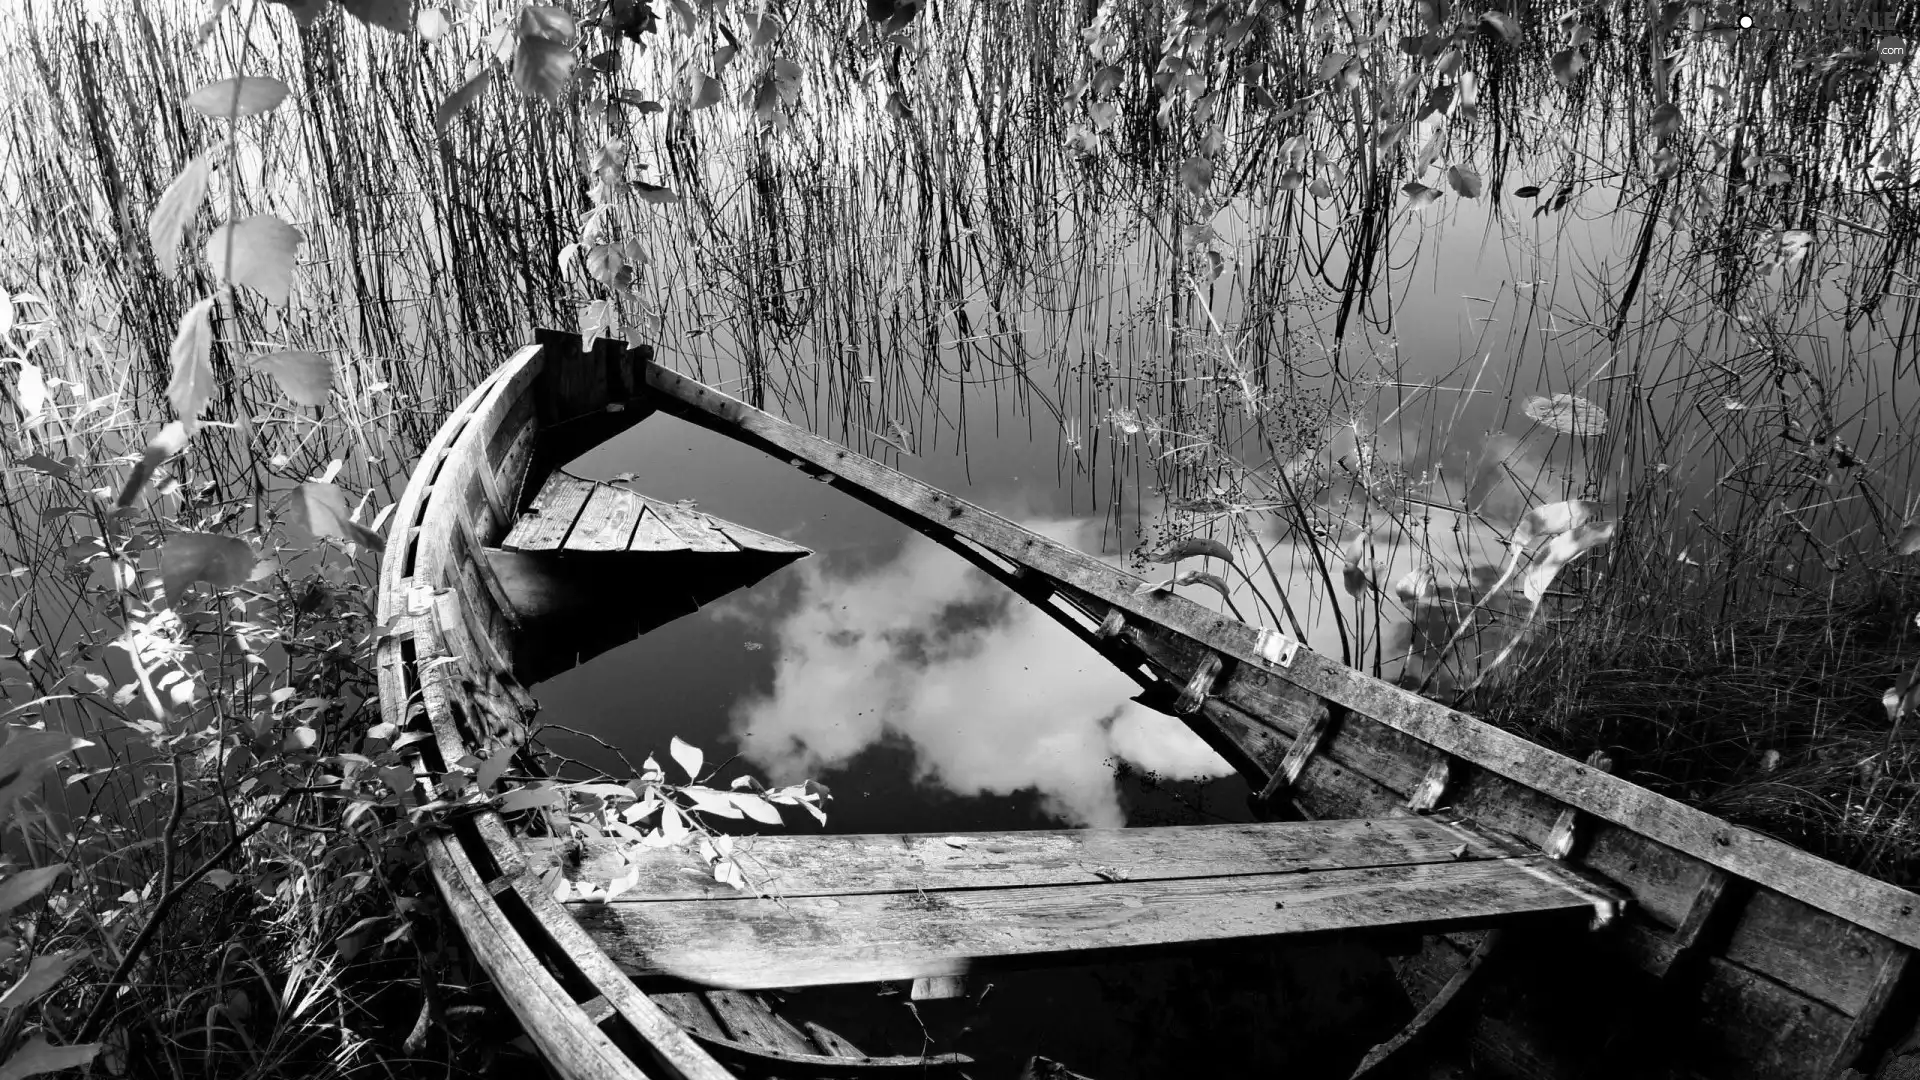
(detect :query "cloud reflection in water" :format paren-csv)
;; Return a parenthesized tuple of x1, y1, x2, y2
(719, 519, 1231, 828)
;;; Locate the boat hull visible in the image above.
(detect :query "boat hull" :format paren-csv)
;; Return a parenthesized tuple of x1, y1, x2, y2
(375, 332, 1920, 1080)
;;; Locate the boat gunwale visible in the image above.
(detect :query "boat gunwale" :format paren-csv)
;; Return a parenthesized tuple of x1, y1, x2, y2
(635, 361, 1920, 955)
(374, 343, 731, 1080)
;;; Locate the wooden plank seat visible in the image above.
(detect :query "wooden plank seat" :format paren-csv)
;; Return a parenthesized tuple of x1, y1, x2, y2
(556, 816, 1624, 992)
(484, 470, 810, 680)
(502, 471, 808, 557)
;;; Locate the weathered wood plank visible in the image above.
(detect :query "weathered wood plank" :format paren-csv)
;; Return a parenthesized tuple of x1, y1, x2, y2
(425, 834, 649, 1080)
(1693, 956, 1853, 1078)
(1723, 888, 1903, 1016)
(537, 817, 1536, 900)
(479, 817, 736, 1080)
(634, 362, 1920, 951)
(573, 856, 1614, 991)
(642, 498, 739, 553)
(711, 520, 809, 555)
(627, 506, 693, 553)
(1823, 947, 1909, 1075)
(650, 993, 728, 1042)
(702, 990, 815, 1054)
(504, 473, 597, 552)
(567, 484, 644, 553)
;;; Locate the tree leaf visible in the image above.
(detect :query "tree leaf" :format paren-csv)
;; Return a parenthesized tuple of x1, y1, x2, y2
(1514, 184, 1541, 198)
(334, 915, 388, 962)
(665, 0, 695, 33)
(14, 363, 45, 427)
(1523, 521, 1616, 608)
(338, 0, 411, 33)
(1394, 569, 1438, 605)
(1172, 569, 1235, 604)
(1478, 11, 1521, 44)
(1146, 536, 1234, 564)
(160, 533, 257, 606)
(1512, 500, 1604, 552)
(1179, 155, 1213, 197)
(514, 35, 576, 101)
(499, 785, 560, 813)
(284, 482, 386, 551)
(1447, 164, 1483, 198)
(0, 950, 87, 1012)
(118, 422, 190, 508)
(185, 77, 290, 119)
(475, 750, 513, 792)
(690, 71, 723, 110)
(633, 181, 680, 204)
(252, 350, 333, 408)
(746, 11, 784, 46)
(1551, 46, 1587, 85)
(0, 729, 88, 817)
(669, 735, 703, 781)
(267, 0, 327, 27)
(0, 1036, 101, 1080)
(1315, 52, 1352, 82)
(585, 244, 624, 286)
(1650, 102, 1681, 137)
(682, 786, 742, 819)
(1402, 181, 1439, 207)
(149, 147, 220, 276)
(166, 297, 217, 434)
(1897, 523, 1920, 555)
(205, 214, 304, 307)
(434, 68, 492, 139)
(729, 792, 783, 825)
(18, 453, 69, 479)
(513, 7, 578, 102)
(1415, 83, 1453, 122)
(658, 799, 688, 843)
(0, 865, 65, 919)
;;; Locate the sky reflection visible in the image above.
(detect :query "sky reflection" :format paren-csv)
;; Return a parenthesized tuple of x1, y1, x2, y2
(717, 518, 1232, 828)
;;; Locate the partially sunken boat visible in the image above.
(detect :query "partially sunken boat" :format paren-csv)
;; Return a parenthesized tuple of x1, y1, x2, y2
(376, 330, 1920, 1079)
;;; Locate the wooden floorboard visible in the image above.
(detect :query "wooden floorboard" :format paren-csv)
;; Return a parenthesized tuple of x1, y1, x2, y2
(502, 472, 596, 551)
(573, 853, 1611, 991)
(540, 817, 1537, 901)
(566, 484, 643, 552)
(566, 817, 1620, 992)
(642, 498, 740, 553)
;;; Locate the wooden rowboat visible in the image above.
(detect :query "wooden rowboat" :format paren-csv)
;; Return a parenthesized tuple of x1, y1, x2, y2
(376, 330, 1920, 1079)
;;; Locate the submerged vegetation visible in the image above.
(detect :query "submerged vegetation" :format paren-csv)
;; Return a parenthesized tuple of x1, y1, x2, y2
(0, 0, 1916, 1073)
